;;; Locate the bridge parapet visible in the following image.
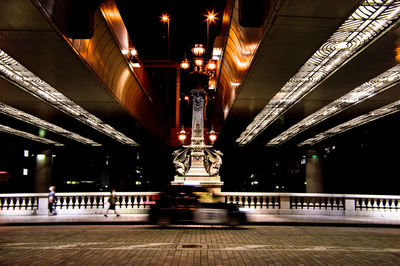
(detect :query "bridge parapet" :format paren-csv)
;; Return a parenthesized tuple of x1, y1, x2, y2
(1, 192, 399, 217)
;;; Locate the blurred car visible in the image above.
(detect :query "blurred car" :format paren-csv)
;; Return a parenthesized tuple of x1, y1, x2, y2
(149, 185, 246, 227)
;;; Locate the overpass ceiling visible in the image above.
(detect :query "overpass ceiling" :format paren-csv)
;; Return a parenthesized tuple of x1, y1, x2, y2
(0, 0, 152, 147)
(1, 0, 400, 150)
(222, 0, 400, 149)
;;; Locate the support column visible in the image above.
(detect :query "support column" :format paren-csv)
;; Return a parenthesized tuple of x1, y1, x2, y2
(305, 150, 323, 193)
(34, 150, 52, 193)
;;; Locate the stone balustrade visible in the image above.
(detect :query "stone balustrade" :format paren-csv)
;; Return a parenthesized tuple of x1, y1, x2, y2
(0, 192, 160, 215)
(0, 192, 399, 217)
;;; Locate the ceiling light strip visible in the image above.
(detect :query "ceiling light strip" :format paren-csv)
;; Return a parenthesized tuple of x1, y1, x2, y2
(267, 64, 400, 145)
(0, 124, 64, 146)
(0, 49, 138, 146)
(0, 102, 101, 146)
(236, 0, 400, 145)
(298, 99, 400, 146)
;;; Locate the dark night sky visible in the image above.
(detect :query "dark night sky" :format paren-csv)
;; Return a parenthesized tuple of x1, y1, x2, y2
(115, 0, 226, 62)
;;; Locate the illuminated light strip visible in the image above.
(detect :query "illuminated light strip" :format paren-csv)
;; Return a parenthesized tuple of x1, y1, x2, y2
(236, 0, 400, 145)
(0, 102, 101, 146)
(298, 99, 400, 146)
(267, 64, 400, 145)
(0, 124, 64, 146)
(0, 50, 138, 146)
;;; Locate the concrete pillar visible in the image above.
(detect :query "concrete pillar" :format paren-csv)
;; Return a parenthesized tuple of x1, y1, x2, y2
(305, 150, 323, 193)
(34, 150, 52, 193)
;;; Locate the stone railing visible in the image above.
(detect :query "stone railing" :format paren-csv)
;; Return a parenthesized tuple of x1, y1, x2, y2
(0, 192, 399, 217)
(219, 193, 400, 217)
(0, 192, 159, 215)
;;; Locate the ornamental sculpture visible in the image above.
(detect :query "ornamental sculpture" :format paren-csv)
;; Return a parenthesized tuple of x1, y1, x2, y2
(172, 87, 223, 191)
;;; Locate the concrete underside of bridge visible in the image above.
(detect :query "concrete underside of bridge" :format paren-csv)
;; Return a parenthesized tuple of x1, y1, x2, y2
(0, 0, 399, 195)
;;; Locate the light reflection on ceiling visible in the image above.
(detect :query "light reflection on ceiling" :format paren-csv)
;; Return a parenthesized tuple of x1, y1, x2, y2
(0, 49, 138, 146)
(298, 99, 400, 146)
(0, 102, 101, 146)
(267, 64, 400, 145)
(0, 124, 64, 146)
(236, 0, 400, 145)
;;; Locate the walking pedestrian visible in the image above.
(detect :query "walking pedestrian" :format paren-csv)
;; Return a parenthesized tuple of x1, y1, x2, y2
(104, 189, 120, 217)
(48, 186, 57, 215)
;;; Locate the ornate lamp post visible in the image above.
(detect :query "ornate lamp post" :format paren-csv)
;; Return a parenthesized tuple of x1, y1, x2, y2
(172, 44, 223, 191)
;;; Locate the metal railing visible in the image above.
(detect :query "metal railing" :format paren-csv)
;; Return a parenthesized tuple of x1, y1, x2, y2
(1, 192, 399, 217)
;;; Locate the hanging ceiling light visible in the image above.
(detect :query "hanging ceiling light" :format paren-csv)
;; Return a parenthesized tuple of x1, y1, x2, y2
(0, 49, 138, 146)
(267, 64, 400, 146)
(0, 102, 101, 146)
(236, 0, 400, 145)
(298, 99, 400, 146)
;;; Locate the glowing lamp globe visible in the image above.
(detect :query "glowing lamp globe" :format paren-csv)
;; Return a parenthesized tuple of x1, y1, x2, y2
(180, 59, 190, 69)
(194, 58, 204, 67)
(178, 127, 187, 144)
(206, 60, 216, 70)
(209, 129, 217, 143)
(191, 44, 205, 57)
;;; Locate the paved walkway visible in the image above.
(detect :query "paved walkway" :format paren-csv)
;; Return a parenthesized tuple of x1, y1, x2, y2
(0, 224, 399, 265)
(1, 213, 400, 227)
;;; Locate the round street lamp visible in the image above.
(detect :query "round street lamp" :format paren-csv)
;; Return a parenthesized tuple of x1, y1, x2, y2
(208, 128, 217, 144)
(178, 126, 187, 144)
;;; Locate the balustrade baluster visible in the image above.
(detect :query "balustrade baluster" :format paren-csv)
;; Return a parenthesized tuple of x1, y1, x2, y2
(26, 198, 32, 210)
(73, 196, 78, 210)
(127, 195, 133, 208)
(4, 198, 9, 209)
(145, 195, 150, 209)
(250, 196, 255, 209)
(133, 195, 138, 208)
(139, 196, 144, 208)
(78, 196, 83, 209)
(339, 198, 344, 209)
(10, 198, 16, 210)
(371, 199, 377, 210)
(379, 199, 385, 211)
(21, 197, 27, 210)
(256, 196, 262, 209)
(98, 196, 104, 209)
(82, 196, 87, 209)
(121, 196, 127, 209)
(321, 198, 326, 209)
(237, 196, 242, 207)
(334, 198, 339, 210)
(262, 196, 268, 209)
(65, 196, 70, 209)
(14, 197, 20, 210)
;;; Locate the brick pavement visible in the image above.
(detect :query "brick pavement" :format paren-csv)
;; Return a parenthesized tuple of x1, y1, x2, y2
(0, 225, 400, 265)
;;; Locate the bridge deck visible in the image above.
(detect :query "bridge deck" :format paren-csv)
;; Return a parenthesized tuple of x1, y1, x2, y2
(0, 224, 399, 265)
(1, 213, 400, 227)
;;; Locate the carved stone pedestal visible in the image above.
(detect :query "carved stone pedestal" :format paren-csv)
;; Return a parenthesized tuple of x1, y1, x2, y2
(171, 87, 224, 192)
